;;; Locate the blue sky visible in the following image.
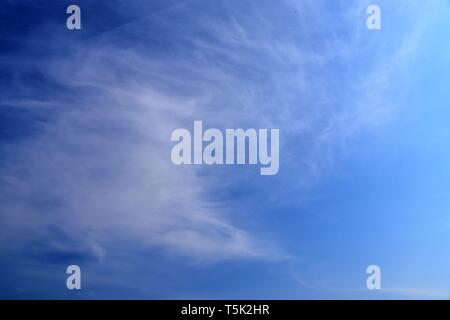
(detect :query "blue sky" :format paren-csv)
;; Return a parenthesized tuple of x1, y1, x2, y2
(1, 0, 450, 299)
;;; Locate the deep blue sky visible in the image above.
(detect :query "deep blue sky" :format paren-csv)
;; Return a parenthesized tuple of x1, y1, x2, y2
(1, 0, 450, 299)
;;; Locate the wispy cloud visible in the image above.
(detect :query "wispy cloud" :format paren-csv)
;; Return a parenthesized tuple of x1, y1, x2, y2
(0, 0, 444, 297)
(0, 0, 427, 262)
